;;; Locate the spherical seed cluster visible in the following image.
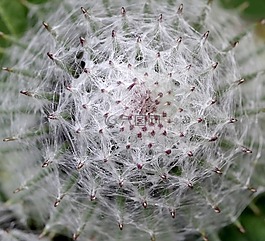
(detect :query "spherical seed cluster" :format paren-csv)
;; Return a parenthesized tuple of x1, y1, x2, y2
(1, 0, 265, 241)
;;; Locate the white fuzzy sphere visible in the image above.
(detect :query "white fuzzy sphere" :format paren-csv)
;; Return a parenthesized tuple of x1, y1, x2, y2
(1, 0, 265, 241)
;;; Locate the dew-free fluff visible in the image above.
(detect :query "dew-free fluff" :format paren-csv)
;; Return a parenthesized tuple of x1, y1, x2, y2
(1, 0, 265, 241)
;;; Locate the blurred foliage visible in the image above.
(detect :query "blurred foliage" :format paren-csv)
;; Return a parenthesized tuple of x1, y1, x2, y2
(220, 0, 265, 40)
(0, 0, 48, 60)
(219, 194, 265, 241)
(220, 0, 265, 20)
(217, 4, 265, 239)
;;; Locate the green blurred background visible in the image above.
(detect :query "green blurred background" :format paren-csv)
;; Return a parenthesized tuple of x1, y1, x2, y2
(0, 0, 265, 240)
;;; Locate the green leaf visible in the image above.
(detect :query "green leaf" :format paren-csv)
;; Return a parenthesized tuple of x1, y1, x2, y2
(219, 194, 265, 241)
(220, 0, 265, 19)
(0, 0, 28, 36)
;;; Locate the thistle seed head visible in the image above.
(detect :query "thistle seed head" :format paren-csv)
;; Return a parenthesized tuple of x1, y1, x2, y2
(1, 1, 265, 241)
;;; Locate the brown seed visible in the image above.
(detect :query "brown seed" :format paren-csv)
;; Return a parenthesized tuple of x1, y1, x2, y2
(42, 160, 50, 168)
(190, 86, 195, 91)
(179, 132, 184, 137)
(158, 14, 163, 22)
(233, 41, 239, 48)
(47, 52, 54, 60)
(2, 67, 12, 72)
(209, 136, 218, 142)
(197, 118, 203, 123)
(121, 7, 126, 16)
(214, 167, 222, 175)
(170, 210, 176, 218)
(90, 194, 96, 201)
(242, 147, 252, 154)
(160, 174, 167, 180)
(73, 233, 79, 240)
(81, 7, 87, 15)
(202, 31, 210, 44)
(248, 187, 257, 193)
(111, 30, 116, 38)
(229, 118, 237, 123)
(77, 162, 85, 169)
(213, 206, 221, 213)
(212, 62, 218, 69)
(3, 137, 17, 142)
(54, 199, 60, 207)
(118, 223, 123, 230)
(80, 36, 85, 46)
(177, 4, 183, 14)
(13, 188, 21, 193)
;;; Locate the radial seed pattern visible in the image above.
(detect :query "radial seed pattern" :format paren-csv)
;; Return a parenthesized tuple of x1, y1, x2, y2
(1, 1, 265, 241)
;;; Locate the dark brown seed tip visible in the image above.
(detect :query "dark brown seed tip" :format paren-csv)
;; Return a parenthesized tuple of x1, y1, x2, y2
(214, 167, 222, 175)
(80, 36, 85, 46)
(137, 163, 143, 169)
(47, 52, 54, 60)
(151, 234, 156, 241)
(20, 90, 32, 97)
(2, 67, 12, 72)
(112, 30, 116, 38)
(248, 187, 257, 193)
(90, 194, 96, 201)
(77, 162, 85, 169)
(81, 6, 87, 15)
(242, 147, 252, 154)
(3, 137, 17, 142)
(237, 78, 245, 85)
(177, 36, 182, 43)
(121, 7, 126, 16)
(73, 233, 79, 240)
(42, 160, 50, 168)
(209, 136, 218, 142)
(170, 210, 176, 218)
(54, 199, 60, 207)
(213, 206, 221, 213)
(118, 223, 123, 230)
(42, 21, 49, 29)
(212, 62, 218, 69)
(229, 118, 237, 123)
(197, 117, 203, 123)
(233, 41, 239, 48)
(158, 14, 163, 22)
(13, 188, 21, 193)
(202, 31, 210, 42)
(160, 174, 167, 180)
(177, 4, 183, 14)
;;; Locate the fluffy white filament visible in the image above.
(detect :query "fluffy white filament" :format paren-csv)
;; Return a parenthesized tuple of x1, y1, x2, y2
(1, 1, 265, 241)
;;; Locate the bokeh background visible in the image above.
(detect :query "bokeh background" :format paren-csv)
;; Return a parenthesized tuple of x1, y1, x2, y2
(0, 0, 264, 240)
